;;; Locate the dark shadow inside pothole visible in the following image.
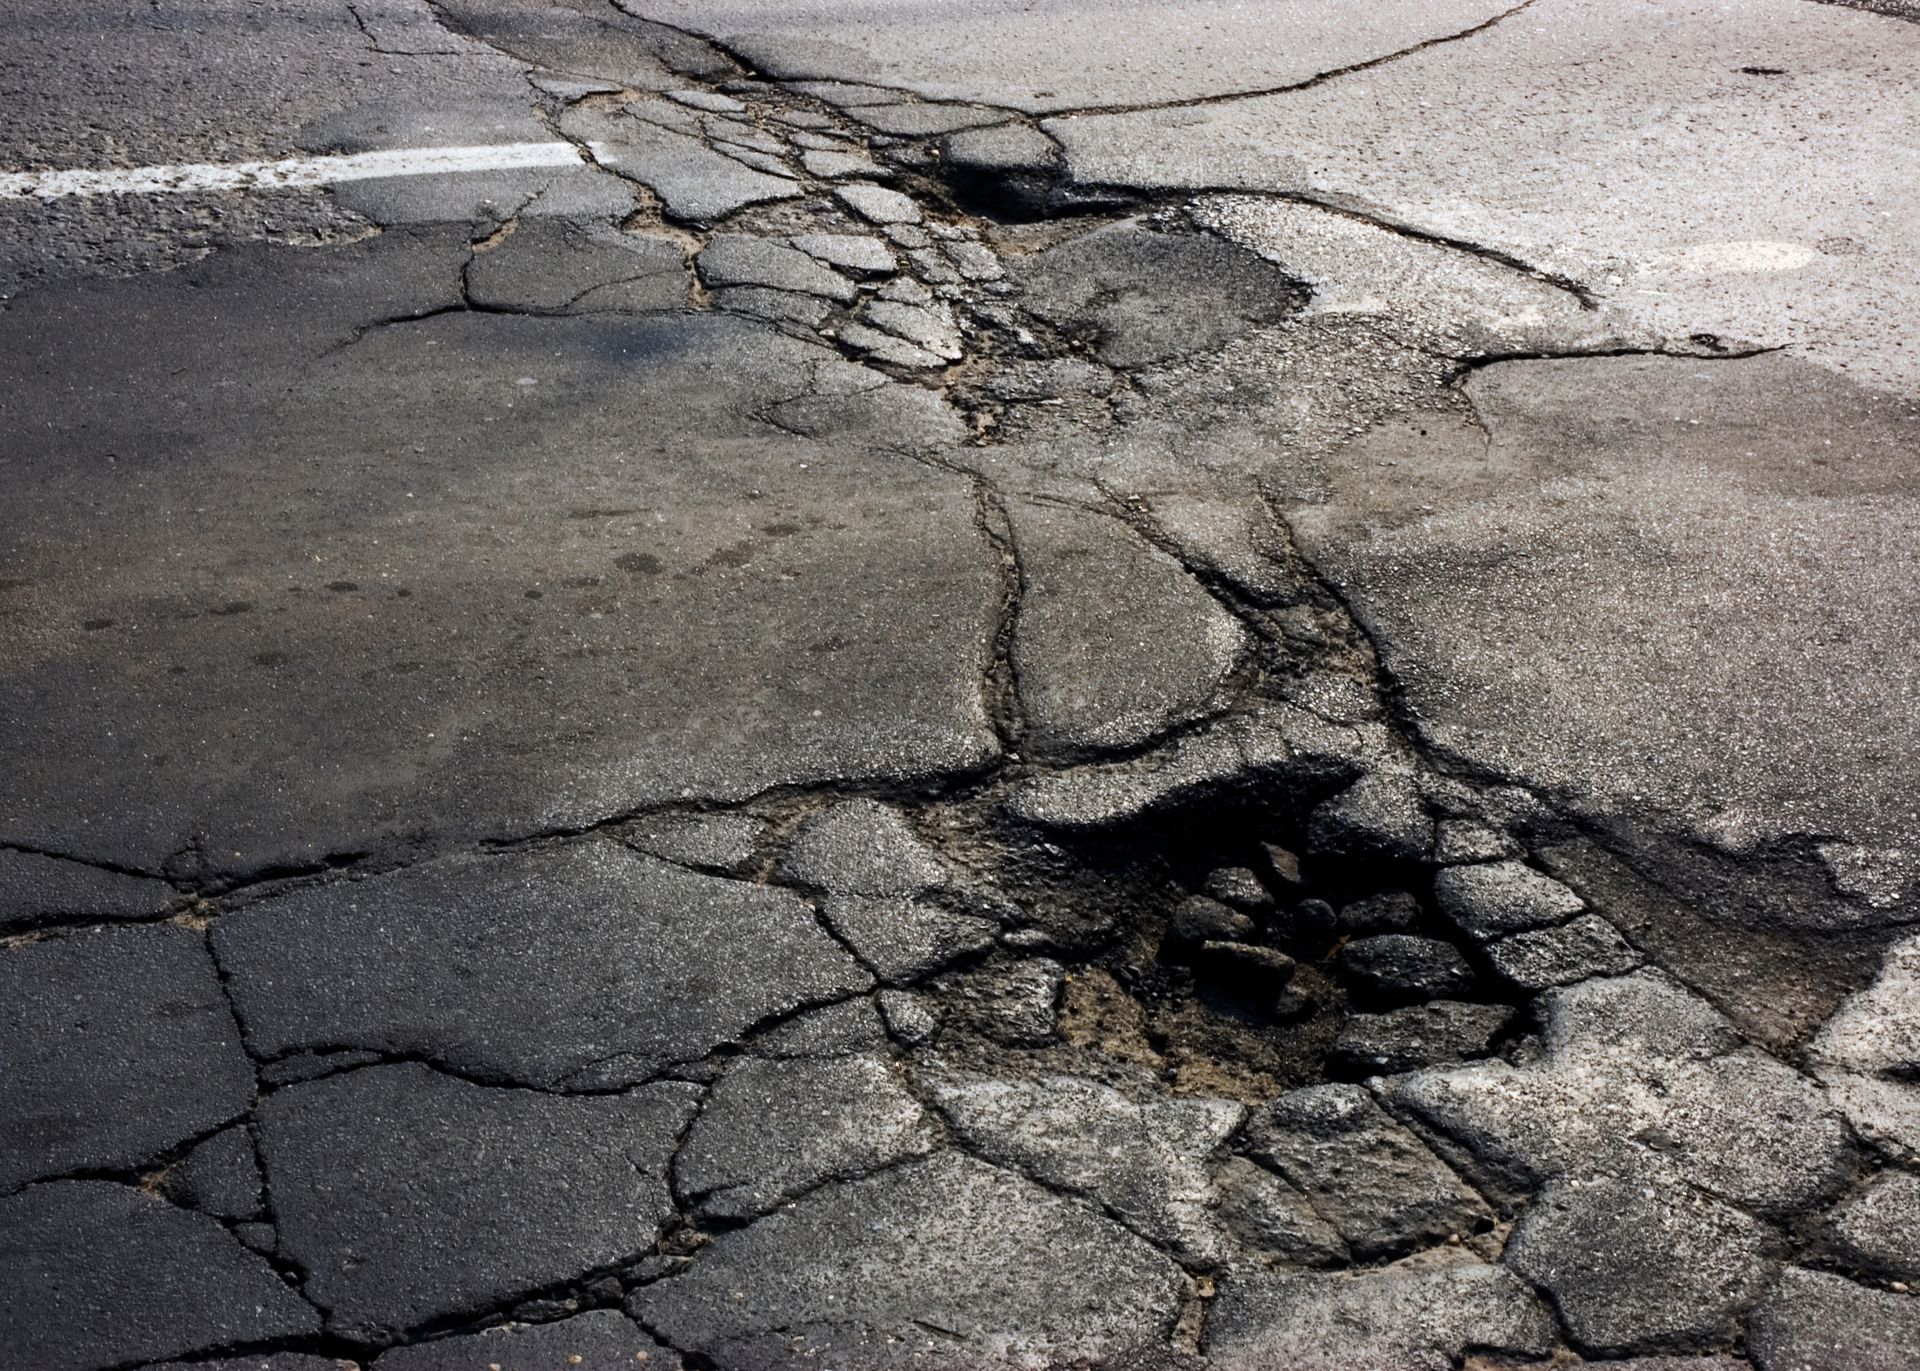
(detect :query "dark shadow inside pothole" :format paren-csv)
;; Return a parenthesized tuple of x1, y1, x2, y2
(922, 786, 1536, 1103)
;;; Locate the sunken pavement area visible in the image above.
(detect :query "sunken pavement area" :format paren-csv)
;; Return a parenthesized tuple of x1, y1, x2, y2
(3, 2, 1920, 1369)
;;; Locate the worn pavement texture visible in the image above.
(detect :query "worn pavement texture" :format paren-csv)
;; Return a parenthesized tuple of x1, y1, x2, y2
(3, 2, 1918, 1369)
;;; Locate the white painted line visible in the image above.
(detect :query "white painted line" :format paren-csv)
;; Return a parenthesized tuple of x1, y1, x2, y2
(0, 142, 587, 201)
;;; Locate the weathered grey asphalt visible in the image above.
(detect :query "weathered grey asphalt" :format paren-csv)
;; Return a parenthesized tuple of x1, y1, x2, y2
(3, 3, 1918, 1368)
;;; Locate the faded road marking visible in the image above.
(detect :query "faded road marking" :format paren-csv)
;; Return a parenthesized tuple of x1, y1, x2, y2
(0, 143, 587, 201)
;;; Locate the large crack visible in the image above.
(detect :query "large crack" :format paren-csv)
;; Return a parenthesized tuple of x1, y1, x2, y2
(1039, 0, 1544, 120)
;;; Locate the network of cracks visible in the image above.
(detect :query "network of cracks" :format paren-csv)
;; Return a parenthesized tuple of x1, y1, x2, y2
(4, 3, 1920, 1371)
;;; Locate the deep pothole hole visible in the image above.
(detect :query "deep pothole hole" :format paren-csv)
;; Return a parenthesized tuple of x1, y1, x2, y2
(916, 789, 1536, 1105)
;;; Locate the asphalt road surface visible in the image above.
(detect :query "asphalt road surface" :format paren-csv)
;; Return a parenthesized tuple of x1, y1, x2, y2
(4, 2, 1919, 1369)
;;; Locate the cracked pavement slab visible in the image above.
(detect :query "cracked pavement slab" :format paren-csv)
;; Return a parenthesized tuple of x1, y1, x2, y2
(5, 1, 1920, 1367)
(256, 1063, 697, 1340)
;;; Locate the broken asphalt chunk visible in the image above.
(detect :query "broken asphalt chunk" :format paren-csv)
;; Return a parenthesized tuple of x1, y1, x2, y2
(466, 220, 689, 315)
(860, 298, 963, 361)
(1206, 1258, 1556, 1370)
(1308, 771, 1434, 865)
(1243, 1084, 1491, 1262)
(1014, 218, 1307, 369)
(1747, 1267, 1920, 1371)
(697, 234, 859, 304)
(566, 104, 798, 222)
(1336, 934, 1475, 1005)
(1210, 1156, 1349, 1268)
(834, 181, 922, 225)
(0, 1181, 318, 1371)
(624, 809, 767, 875)
(1822, 1171, 1920, 1281)
(1486, 913, 1642, 990)
(1809, 932, 1920, 1157)
(1331, 1000, 1515, 1077)
(822, 894, 998, 983)
(1165, 894, 1257, 953)
(1010, 499, 1245, 758)
(789, 231, 897, 276)
(676, 1054, 933, 1221)
(928, 1071, 1244, 1264)
(776, 798, 949, 896)
(1505, 1172, 1784, 1355)
(0, 924, 254, 1191)
(1385, 972, 1851, 1215)
(1433, 859, 1586, 940)
(1005, 707, 1366, 831)
(215, 846, 869, 1089)
(0, 848, 175, 932)
(628, 1152, 1186, 1368)
(154, 1125, 263, 1223)
(946, 958, 1064, 1046)
(257, 1063, 696, 1341)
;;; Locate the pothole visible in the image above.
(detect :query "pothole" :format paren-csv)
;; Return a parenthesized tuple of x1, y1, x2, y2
(887, 769, 1544, 1109)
